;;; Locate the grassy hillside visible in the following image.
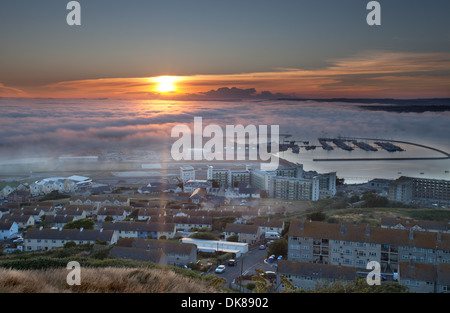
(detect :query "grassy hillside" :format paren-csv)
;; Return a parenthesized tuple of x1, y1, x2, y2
(0, 267, 219, 293)
(0, 244, 224, 293)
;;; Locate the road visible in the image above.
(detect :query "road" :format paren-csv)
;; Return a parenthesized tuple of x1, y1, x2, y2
(214, 247, 277, 284)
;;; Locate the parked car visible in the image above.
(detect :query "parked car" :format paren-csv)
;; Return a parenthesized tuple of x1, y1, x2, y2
(215, 265, 226, 273)
(13, 237, 23, 243)
(228, 259, 237, 266)
(259, 244, 266, 250)
(264, 271, 277, 280)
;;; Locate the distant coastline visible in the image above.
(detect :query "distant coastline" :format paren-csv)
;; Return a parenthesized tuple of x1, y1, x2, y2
(278, 98, 450, 113)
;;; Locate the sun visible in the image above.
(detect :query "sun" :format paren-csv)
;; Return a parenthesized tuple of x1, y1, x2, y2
(154, 76, 179, 93)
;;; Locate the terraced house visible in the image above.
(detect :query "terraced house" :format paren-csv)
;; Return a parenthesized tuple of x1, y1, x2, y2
(24, 227, 118, 251)
(287, 220, 450, 273)
(102, 221, 177, 240)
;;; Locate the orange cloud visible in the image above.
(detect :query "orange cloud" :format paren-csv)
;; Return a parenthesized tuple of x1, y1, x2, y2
(23, 51, 450, 99)
(0, 83, 27, 97)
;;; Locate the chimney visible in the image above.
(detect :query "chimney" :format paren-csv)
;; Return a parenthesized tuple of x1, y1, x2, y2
(409, 229, 414, 240)
(59, 227, 62, 231)
(365, 224, 371, 237)
(80, 227, 84, 232)
(100, 228, 103, 232)
(39, 226, 43, 231)
(340, 223, 346, 235)
(437, 232, 442, 243)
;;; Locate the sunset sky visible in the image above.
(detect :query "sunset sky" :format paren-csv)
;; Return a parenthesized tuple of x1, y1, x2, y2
(1, 0, 450, 99)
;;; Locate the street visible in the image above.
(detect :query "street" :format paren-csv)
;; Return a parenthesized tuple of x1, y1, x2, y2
(214, 246, 277, 284)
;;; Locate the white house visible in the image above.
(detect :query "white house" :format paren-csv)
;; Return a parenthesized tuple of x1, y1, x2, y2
(1, 186, 15, 199)
(0, 221, 19, 239)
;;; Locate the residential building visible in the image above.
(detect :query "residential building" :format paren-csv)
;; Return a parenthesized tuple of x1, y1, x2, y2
(381, 217, 450, 233)
(189, 188, 207, 204)
(253, 218, 284, 236)
(1, 214, 35, 229)
(43, 214, 76, 228)
(389, 176, 450, 204)
(388, 177, 413, 203)
(24, 227, 117, 251)
(224, 223, 261, 244)
(109, 246, 167, 265)
(96, 207, 129, 222)
(116, 237, 197, 266)
(277, 260, 356, 291)
(102, 221, 177, 240)
(287, 220, 450, 274)
(0, 221, 19, 239)
(180, 166, 196, 183)
(398, 261, 450, 293)
(183, 180, 212, 194)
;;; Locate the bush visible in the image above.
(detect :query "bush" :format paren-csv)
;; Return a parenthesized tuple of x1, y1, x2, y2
(63, 218, 95, 230)
(246, 282, 256, 290)
(226, 235, 239, 242)
(64, 241, 77, 248)
(189, 232, 217, 240)
(306, 211, 326, 222)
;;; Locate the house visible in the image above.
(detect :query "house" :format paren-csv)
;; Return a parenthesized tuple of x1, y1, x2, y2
(62, 204, 97, 217)
(69, 195, 130, 207)
(7, 189, 31, 203)
(168, 215, 213, 232)
(109, 246, 166, 265)
(183, 180, 212, 194)
(116, 237, 197, 266)
(224, 223, 261, 244)
(381, 217, 450, 233)
(58, 206, 88, 220)
(276, 260, 357, 291)
(0, 185, 15, 199)
(15, 208, 46, 223)
(102, 221, 177, 240)
(136, 208, 165, 221)
(96, 207, 128, 222)
(43, 214, 76, 228)
(398, 261, 436, 293)
(189, 188, 207, 204)
(24, 227, 118, 251)
(397, 261, 450, 293)
(237, 183, 260, 198)
(1, 214, 35, 229)
(0, 221, 19, 239)
(253, 218, 285, 237)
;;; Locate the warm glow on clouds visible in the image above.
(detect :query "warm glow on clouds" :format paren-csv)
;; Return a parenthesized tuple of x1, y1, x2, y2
(6, 51, 450, 99)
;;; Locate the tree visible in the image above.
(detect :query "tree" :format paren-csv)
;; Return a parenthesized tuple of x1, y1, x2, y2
(251, 269, 271, 293)
(306, 211, 326, 222)
(63, 218, 95, 230)
(267, 238, 288, 258)
(226, 235, 239, 242)
(189, 232, 217, 240)
(63, 241, 77, 248)
(104, 216, 113, 222)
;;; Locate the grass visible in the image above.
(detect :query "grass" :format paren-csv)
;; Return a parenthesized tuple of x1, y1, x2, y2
(0, 267, 219, 293)
(325, 207, 450, 226)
